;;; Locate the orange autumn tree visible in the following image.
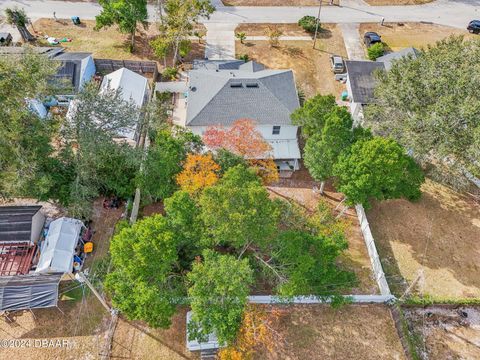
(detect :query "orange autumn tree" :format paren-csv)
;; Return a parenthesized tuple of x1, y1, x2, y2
(202, 119, 279, 184)
(218, 304, 286, 360)
(176, 153, 221, 194)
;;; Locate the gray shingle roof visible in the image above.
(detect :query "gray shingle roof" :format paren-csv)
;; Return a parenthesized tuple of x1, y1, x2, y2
(186, 61, 299, 126)
(376, 47, 419, 70)
(346, 60, 385, 104)
(0, 206, 42, 243)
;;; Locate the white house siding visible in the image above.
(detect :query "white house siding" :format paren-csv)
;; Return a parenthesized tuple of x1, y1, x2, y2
(346, 76, 365, 125)
(188, 124, 300, 170)
(79, 55, 96, 90)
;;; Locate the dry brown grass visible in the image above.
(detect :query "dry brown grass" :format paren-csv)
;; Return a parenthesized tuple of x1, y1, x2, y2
(259, 304, 405, 359)
(236, 24, 347, 98)
(368, 180, 480, 299)
(360, 22, 473, 52)
(31, 18, 205, 65)
(364, 0, 433, 5)
(0, 292, 110, 360)
(111, 308, 197, 360)
(224, 0, 322, 6)
(236, 23, 311, 37)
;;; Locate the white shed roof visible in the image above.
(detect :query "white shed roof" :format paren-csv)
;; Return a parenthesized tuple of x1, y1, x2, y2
(101, 68, 148, 107)
(35, 217, 84, 274)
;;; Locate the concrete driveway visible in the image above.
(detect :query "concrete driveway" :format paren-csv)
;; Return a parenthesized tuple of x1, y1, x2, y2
(340, 23, 366, 60)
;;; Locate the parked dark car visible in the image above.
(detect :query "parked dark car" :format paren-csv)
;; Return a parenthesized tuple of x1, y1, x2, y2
(364, 32, 382, 47)
(467, 20, 480, 34)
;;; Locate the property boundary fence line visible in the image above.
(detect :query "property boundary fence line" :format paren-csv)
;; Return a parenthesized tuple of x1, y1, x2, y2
(355, 204, 392, 296)
(248, 295, 395, 304)
(94, 59, 158, 78)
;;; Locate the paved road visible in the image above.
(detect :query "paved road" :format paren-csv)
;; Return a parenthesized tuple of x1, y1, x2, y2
(0, 0, 479, 29)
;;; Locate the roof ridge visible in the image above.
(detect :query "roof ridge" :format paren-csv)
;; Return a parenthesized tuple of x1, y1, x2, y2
(258, 71, 297, 114)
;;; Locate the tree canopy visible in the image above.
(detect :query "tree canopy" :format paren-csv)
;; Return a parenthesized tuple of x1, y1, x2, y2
(95, 0, 148, 51)
(333, 137, 425, 207)
(199, 165, 279, 250)
(303, 109, 356, 183)
(105, 214, 183, 328)
(58, 81, 141, 218)
(0, 50, 58, 199)
(138, 128, 202, 202)
(290, 94, 350, 138)
(176, 153, 220, 194)
(270, 231, 355, 298)
(187, 250, 254, 346)
(365, 36, 480, 187)
(151, 0, 214, 65)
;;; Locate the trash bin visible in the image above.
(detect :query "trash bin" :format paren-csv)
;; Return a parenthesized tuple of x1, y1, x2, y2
(71, 16, 81, 25)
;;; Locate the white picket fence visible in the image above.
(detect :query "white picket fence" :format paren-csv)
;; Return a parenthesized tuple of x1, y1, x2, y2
(355, 204, 392, 296)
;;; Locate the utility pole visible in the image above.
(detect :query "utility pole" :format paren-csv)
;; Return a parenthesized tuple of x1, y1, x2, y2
(313, 0, 323, 49)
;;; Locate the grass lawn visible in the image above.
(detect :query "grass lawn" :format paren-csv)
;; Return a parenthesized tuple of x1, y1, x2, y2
(257, 304, 405, 359)
(360, 22, 474, 52)
(236, 24, 347, 98)
(31, 18, 205, 65)
(367, 180, 480, 299)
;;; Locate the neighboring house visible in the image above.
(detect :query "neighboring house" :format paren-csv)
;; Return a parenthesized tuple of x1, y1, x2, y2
(376, 47, 419, 70)
(52, 51, 96, 93)
(345, 60, 385, 122)
(0, 46, 95, 94)
(100, 67, 150, 145)
(162, 60, 301, 171)
(346, 47, 419, 122)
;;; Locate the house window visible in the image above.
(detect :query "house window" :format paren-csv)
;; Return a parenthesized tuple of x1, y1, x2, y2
(272, 126, 281, 135)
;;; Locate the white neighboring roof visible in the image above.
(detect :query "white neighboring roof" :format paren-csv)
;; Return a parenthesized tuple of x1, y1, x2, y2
(268, 139, 301, 160)
(155, 81, 188, 93)
(186, 311, 223, 351)
(35, 217, 84, 274)
(101, 68, 148, 107)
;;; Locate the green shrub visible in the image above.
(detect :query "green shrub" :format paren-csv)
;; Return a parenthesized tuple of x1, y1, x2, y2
(367, 42, 385, 60)
(237, 54, 250, 62)
(162, 67, 178, 81)
(298, 15, 319, 33)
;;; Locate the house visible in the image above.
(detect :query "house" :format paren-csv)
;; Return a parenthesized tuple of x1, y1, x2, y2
(100, 67, 150, 145)
(0, 46, 96, 94)
(161, 60, 301, 171)
(52, 51, 96, 93)
(345, 60, 385, 122)
(346, 47, 419, 122)
(376, 47, 419, 70)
